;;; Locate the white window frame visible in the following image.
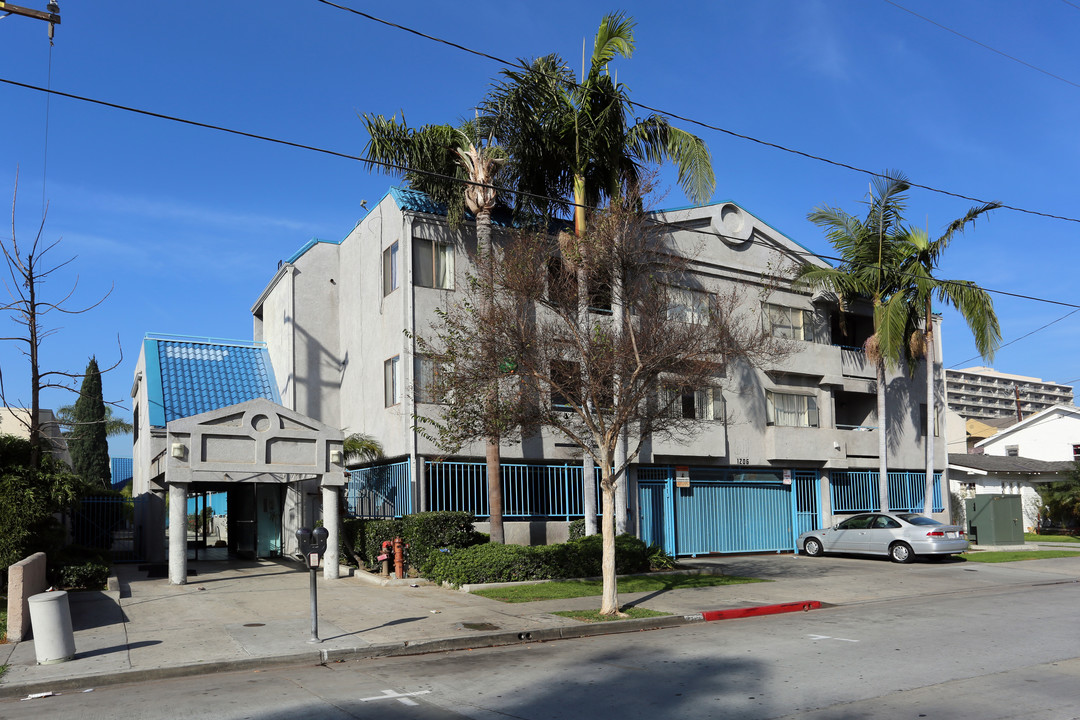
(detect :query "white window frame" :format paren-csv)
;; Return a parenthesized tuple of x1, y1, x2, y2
(765, 390, 819, 428)
(413, 238, 454, 290)
(763, 303, 814, 341)
(668, 287, 711, 325)
(383, 241, 399, 296)
(384, 356, 401, 407)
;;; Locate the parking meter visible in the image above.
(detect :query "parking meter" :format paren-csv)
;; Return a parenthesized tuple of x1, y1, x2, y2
(296, 526, 329, 568)
(295, 526, 330, 643)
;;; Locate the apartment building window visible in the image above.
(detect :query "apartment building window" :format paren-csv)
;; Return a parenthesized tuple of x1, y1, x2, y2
(413, 238, 454, 289)
(668, 287, 711, 324)
(766, 390, 819, 427)
(414, 355, 441, 404)
(384, 356, 401, 407)
(763, 303, 813, 341)
(550, 360, 579, 412)
(382, 241, 399, 296)
(1073, 444, 1080, 461)
(665, 386, 724, 420)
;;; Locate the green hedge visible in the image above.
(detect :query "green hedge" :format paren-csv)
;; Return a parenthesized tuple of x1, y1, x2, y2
(343, 511, 485, 572)
(424, 533, 651, 587)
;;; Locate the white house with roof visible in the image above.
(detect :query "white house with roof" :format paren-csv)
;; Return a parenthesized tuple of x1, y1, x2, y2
(130, 334, 345, 584)
(973, 404, 1080, 462)
(248, 187, 946, 556)
(946, 404, 1080, 530)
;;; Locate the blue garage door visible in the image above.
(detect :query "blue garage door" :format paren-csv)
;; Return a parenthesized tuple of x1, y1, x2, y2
(638, 468, 819, 556)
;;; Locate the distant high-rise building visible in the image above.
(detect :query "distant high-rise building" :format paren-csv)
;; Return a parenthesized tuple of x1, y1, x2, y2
(945, 366, 1073, 420)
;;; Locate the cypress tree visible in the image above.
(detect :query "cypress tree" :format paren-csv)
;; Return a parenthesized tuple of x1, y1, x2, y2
(69, 357, 111, 489)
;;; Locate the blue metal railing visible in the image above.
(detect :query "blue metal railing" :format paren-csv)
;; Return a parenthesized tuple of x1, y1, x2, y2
(425, 460, 602, 519)
(347, 460, 412, 518)
(830, 471, 942, 513)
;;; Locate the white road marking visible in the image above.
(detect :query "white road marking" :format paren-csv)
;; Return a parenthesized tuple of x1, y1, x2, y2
(360, 689, 432, 705)
(808, 634, 858, 642)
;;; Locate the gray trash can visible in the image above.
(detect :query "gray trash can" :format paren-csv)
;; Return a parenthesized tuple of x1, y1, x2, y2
(27, 591, 76, 664)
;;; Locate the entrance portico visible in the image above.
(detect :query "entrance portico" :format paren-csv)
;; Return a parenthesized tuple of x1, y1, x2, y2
(163, 397, 345, 585)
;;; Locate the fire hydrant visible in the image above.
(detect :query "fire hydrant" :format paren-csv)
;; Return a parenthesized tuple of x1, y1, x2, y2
(381, 538, 408, 578)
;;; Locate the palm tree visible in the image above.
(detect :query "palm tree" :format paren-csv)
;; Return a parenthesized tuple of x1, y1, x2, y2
(361, 114, 510, 543)
(343, 432, 384, 467)
(895, 204, 1000, 514)
(479, 12, 715, 615)
(800, 173, 913, 512)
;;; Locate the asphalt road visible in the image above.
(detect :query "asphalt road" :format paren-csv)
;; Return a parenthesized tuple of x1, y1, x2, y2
(6, 580, 1079, 719)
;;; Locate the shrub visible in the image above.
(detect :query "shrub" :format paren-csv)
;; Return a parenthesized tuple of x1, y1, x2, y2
(647, 544, 676, 570)
(424, 532, 651, 587)
(47, 545, 111, 590)
(568, 518, 586, 540)
(57, 562, 110, 590)
(345, 512, 484, 571)
(423, 543, 558, 586)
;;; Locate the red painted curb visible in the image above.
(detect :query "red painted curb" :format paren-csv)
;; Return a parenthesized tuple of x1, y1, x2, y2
(701, 601, 821, 621)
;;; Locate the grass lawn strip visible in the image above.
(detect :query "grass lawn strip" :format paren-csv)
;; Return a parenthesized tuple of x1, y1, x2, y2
(961, 550, 1080, 563)
(1024, 533, 1080, 543)
(471, 574, 767, 603)
(552, 607, 670, 622)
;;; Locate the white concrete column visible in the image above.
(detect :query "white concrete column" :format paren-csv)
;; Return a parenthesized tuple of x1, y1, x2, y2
(322, 485, 340, 580)
(168, 481, 188, 585)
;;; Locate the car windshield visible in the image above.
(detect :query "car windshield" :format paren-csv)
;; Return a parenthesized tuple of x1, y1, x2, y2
(897, 514, 942, 526)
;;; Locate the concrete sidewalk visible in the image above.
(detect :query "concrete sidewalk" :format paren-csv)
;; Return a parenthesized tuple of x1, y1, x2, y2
(2, 547, 1079, 699)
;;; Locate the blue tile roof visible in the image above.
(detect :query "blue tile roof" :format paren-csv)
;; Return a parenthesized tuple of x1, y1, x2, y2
(144, 335, 281, 426)
(389, 186, 450, 216)
(110, 456, 133, 491)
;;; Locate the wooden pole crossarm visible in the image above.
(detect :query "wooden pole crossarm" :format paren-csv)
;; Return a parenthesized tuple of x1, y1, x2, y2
(0, 2, 61, 24)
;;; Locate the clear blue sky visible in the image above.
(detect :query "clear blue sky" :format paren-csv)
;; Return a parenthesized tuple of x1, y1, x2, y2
(2, 1, 1079, 455)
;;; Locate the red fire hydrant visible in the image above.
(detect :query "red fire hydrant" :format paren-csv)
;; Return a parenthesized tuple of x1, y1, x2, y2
(381, 538, 408, 578)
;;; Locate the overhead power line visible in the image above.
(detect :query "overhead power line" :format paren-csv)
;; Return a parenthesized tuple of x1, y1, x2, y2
(883, 0, 1080, 91)
(2, 73, 1078, 317)
(307, 1, 1080, 226)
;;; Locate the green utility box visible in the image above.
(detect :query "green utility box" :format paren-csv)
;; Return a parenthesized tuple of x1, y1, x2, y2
(964, 494, 1024, 546)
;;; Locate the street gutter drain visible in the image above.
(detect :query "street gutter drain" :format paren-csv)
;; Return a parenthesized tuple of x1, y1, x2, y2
(462, 622, 500, 631)
(243, 623, 266, 628)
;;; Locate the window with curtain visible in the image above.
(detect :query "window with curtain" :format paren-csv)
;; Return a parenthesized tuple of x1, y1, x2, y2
(766, 390, 818, 427)
(413, 238, 454, 290)
(664, 386, 724, 420)
(414, 355, 441, 404)
(384, 356, 401, 407)
(668, 287, 711, 324)
(763, 303, 814, 341)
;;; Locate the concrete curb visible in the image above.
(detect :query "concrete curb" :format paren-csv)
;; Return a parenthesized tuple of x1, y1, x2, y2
(0, 600, 820, 699)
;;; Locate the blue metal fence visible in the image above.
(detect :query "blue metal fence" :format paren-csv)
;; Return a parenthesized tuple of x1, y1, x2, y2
(425, 460, 601, 519)
(830, 471, 943, 513)
(347, 460, 413, 518)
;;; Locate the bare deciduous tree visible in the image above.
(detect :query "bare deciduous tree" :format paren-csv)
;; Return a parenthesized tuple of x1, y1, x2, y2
(1, 176, 118, 470)
(416, 191, 786, 615)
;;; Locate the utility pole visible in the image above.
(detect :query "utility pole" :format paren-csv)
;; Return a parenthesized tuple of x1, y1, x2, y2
(0, 2, 61, 40)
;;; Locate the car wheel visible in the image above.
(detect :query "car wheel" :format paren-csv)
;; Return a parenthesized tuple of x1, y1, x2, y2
(889, 542, 914, 564)
(803, 538, 824, 557)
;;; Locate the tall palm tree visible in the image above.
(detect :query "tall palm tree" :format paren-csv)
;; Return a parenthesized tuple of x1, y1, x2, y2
(800, 173, 913, 512)
(479, 12, 715, 615)
(896, 204, 1000, 515)
(361, 114, 510, 543)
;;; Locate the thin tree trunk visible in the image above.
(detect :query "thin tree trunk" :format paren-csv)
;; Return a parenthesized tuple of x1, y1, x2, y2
(574, 179, 598, 536)
(599, 463, 619, 615)
(478, 211, 504, 544)
(923, 310, 936, 516)
(877, 359, 889, 513)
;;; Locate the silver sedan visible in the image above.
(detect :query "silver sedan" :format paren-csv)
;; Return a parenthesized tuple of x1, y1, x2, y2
(798, 512, 968, 563)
